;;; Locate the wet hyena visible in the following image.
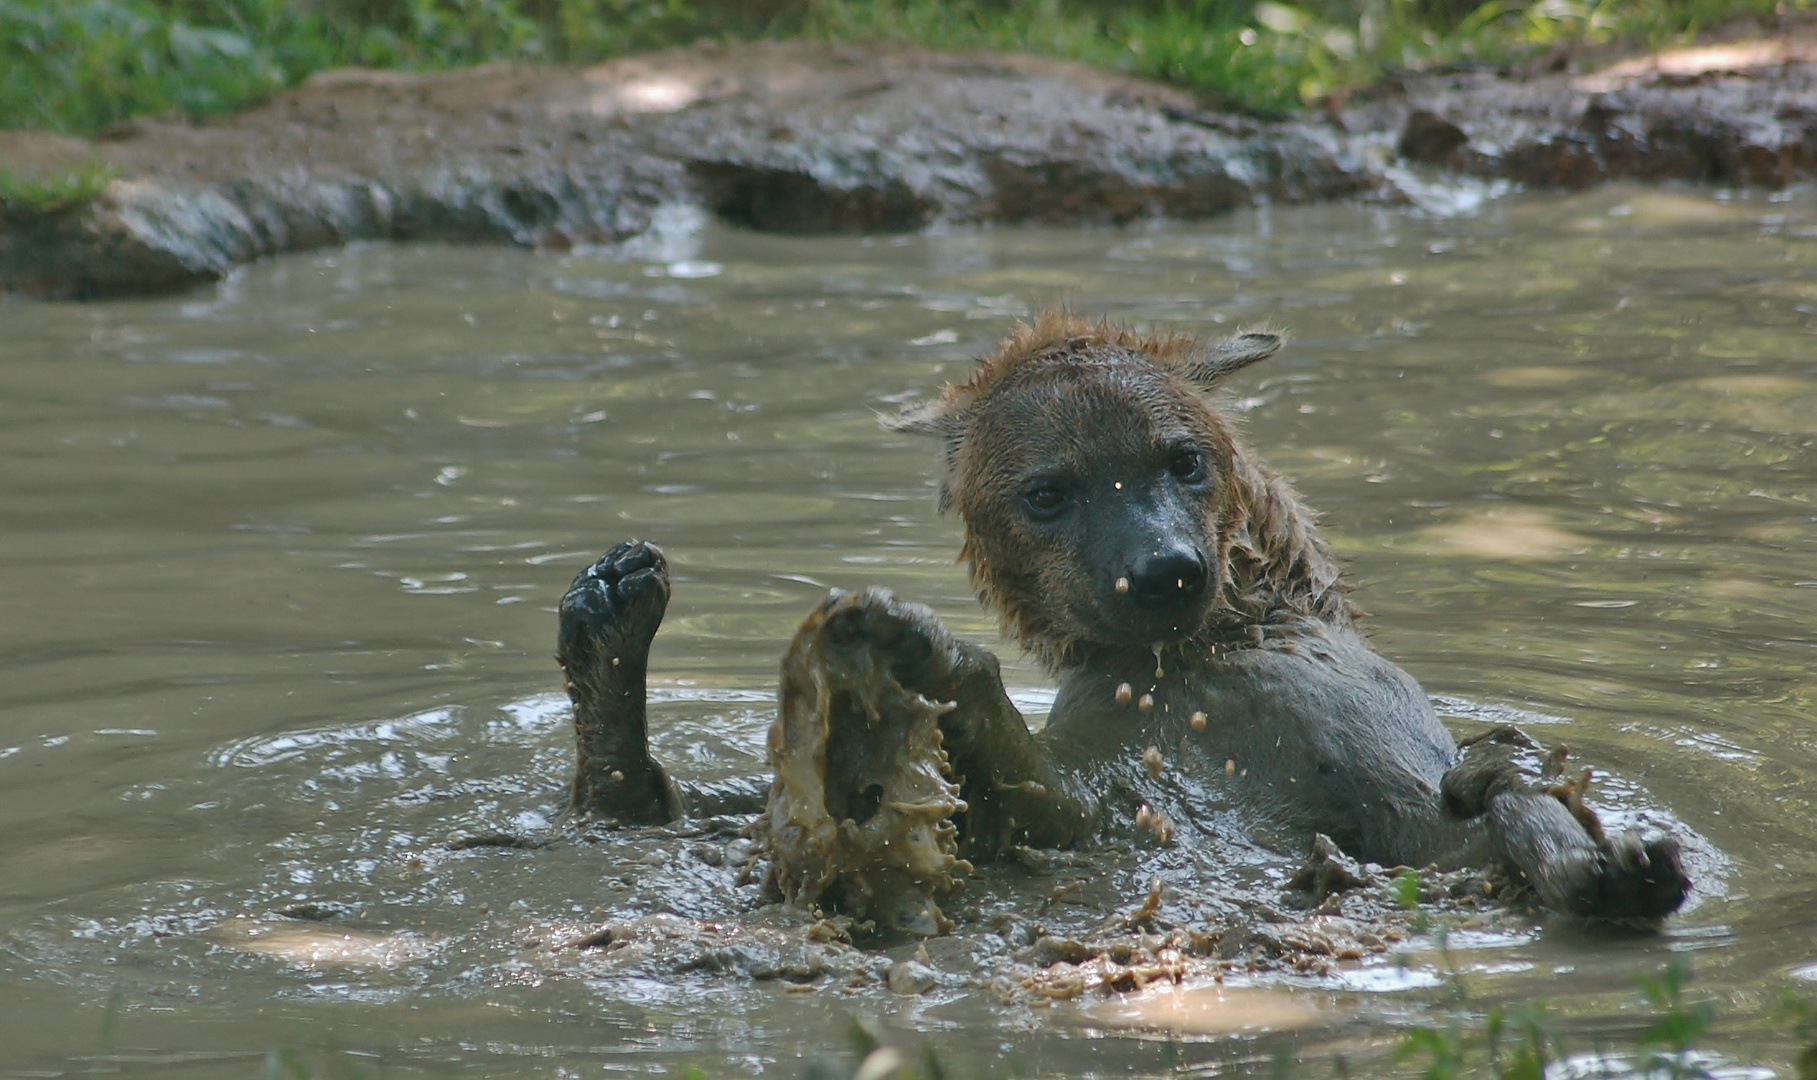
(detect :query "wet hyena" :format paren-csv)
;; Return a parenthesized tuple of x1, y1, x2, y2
(556, 312, 1689, 934)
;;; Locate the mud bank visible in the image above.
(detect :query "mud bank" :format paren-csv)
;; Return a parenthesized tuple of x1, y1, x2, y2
(2, 36, 1812, 298)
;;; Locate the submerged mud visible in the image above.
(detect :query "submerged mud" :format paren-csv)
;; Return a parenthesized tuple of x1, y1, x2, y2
(3, 29, 1815, 297)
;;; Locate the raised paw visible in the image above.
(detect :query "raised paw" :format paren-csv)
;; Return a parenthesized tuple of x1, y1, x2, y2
(818, 587, 961, 701)
(559, 541, 677, 823)
(558, 540, 670, 673)
(758, 587, 971, 934)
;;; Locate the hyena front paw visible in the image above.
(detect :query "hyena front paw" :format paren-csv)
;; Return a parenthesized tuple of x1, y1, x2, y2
(559, 541, 676, 823)
(820, 587, 961, 700)
(758, 588, 970, 935)
(558, 540, 670, 671)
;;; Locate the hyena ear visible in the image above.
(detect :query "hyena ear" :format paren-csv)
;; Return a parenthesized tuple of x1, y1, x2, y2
(881, 399, 966, 514)
(880, 399, 962, 436)
(1187, 330, 1283, 389)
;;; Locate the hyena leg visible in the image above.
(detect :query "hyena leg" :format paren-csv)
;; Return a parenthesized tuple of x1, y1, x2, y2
(1442, 731, 1689, 921)
(558, 541, 683, 824)
(762, 589, 971, 934)
(853, 596, 1099, 855)
(934, 643, 1098, 857)
(760, 589, 1096, 933)
(805, 593, 1099, 855)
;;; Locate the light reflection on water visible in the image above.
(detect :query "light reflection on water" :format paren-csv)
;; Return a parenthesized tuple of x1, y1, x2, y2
(0, 184, 1814, 1076)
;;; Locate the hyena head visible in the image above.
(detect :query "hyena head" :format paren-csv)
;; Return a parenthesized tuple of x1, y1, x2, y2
(891, 312, 1346, 666)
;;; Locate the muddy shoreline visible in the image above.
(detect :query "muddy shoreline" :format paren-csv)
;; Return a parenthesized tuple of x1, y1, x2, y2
(2, 36, 1813, 299)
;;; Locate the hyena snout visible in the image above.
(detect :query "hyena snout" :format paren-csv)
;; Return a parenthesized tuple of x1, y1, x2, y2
(1125, 545, 1209, 606)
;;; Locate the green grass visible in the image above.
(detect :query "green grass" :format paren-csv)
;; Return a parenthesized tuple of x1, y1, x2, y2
(0, 161, 119, 213)
(0, 0, 703, 132)
(0, 0, 1807, 134)
(804, 0, 1807, 112)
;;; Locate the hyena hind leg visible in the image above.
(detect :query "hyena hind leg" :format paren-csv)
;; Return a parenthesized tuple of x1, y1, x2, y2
(1442, 733, 1690, 922)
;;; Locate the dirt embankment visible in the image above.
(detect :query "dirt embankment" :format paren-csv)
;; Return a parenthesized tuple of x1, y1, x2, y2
(2, 36, 1813, 298)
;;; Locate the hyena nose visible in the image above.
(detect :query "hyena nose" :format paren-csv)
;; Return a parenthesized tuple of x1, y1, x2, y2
(1127, 548, 1209, 604)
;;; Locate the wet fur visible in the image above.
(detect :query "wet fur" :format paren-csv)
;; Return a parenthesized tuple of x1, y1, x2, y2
(558, 312, 1690, 926)
(895, 314, 1348, 667)
(892, 312, 1688, 921)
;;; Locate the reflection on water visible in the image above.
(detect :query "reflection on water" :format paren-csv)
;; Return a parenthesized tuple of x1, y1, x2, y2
(1086, 983, 1329, 1035)
(1, 184, 1814, 1076)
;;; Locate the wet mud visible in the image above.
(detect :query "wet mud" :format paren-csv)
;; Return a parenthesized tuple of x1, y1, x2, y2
(1345, 36, 1817, 191)
(3, 28, 1815, 297)
(538, 836, 1531, 1005)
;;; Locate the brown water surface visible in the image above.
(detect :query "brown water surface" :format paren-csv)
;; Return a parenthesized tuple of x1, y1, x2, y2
(2, 186, 1815, 1077)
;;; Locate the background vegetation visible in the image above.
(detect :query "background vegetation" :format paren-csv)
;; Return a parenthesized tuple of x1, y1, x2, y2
(0, 0, 1806, 133)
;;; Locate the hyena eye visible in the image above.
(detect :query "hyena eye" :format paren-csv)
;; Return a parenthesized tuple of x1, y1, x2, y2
(1167, 447, 1208, 483)
(1022, 484, 1067, 518)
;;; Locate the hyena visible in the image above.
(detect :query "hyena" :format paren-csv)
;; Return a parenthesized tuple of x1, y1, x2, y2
(555, 312, 1690, 934)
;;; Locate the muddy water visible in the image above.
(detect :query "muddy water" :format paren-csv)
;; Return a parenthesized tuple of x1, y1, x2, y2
(1, 186, 1814, 1077)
